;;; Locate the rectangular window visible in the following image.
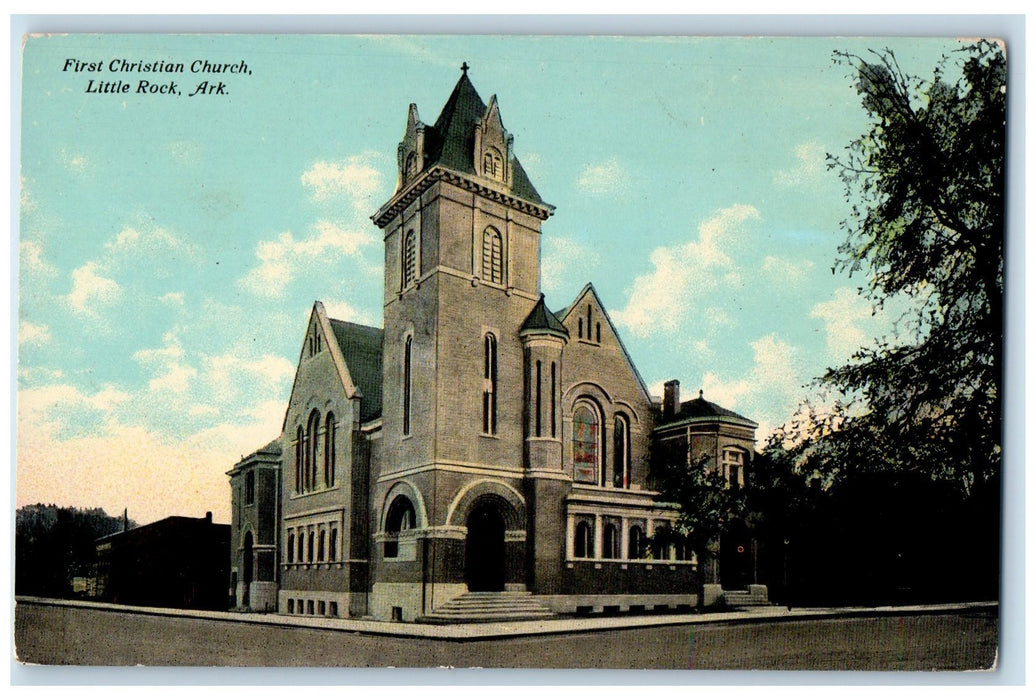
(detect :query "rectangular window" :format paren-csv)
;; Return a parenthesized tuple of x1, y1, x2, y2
(551, 362, 557, 438)
(535, 360, 542, 437)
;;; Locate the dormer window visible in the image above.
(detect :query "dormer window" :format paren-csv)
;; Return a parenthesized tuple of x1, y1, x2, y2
(482, 147, 503, 180)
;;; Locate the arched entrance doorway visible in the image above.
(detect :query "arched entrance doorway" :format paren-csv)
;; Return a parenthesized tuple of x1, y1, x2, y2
(242, 531, 253, 607)
(465, 500, 506, 592)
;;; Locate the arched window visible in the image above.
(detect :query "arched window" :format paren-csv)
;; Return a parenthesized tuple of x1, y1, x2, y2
(295, 426, 303, 494)
(572, 403, 600, 483)
(404, 151, 417, 182)
(402, 229, 417, 289)
(629, 525, 645, 560)
(483, 333, 497, 435)
(384, 495, 416, 559)
(324, 413, 336, 487)
(482, 227, 503, 285)
(297, 530, 305, 562)
(287, 532, 295, 563)
(603, 523, 619, 559)
(329, 528, 338, 562)
(483, 147, 503, 180)
(613, 414, 630, 489)
(307, 531, 315, 564)
(307, 410, 321, 489)
(550, 362, 557, 438)
(318, 530, 326, 562)
(574, 521, 593, 558)
(403, 336, 412, 436)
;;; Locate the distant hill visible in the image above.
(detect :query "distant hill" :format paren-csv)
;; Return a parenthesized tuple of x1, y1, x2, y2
(15, 504, 136, 598)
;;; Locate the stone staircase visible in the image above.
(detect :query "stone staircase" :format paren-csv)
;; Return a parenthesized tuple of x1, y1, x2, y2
(418, 590, 557, 624)
(721, 586, 771, 609)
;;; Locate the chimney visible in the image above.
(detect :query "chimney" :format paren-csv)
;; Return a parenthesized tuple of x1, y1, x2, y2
(205, 511, 212, 523)
(663, 379, 680, 419)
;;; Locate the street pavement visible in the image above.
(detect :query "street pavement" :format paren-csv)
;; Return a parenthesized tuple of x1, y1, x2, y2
(13, 597, 998, 671)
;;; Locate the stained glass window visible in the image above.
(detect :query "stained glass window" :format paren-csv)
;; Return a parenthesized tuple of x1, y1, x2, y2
(573, 404, 599, 483)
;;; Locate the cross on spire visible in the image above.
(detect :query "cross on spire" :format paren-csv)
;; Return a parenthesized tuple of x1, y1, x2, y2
(461, 61, 469, 75)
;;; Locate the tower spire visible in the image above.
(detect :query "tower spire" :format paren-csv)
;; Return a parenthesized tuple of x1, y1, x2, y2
(461, 61, 469, 76)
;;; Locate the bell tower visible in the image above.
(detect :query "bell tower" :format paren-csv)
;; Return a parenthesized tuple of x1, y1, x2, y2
(371, 66, 554, 572)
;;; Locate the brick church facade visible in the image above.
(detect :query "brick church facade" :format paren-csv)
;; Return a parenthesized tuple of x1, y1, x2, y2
(228, 68, 758, 621)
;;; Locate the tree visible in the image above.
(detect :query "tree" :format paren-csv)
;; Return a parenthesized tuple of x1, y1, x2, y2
(819, 41, 1006, 493)
(649, 438, 746, 607)
(754, 42, 1006, 604)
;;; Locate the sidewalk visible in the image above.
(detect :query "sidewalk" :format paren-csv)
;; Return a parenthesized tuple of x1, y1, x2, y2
(16, 596, 997, 641)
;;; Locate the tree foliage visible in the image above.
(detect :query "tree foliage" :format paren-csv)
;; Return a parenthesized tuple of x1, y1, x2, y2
(649, 439, 746, 565)
(801, 41, 1006, 491)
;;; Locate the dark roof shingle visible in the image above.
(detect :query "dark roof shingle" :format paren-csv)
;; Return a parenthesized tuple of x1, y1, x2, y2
(329, 319, 384, 422)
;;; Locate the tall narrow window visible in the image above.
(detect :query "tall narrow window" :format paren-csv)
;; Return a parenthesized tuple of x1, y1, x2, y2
(329, 528, 338, 562)
(297, 531, 305, 562)
(483, 333, 497, 434)
(578, 318, 583, 338)
(318, 530, 326, 562)
(550, 362, 557, 438)
(403, 336, 412, 436)
(596, 322, 601, 343)
(629, 525, 645, 559)
(295, 427, 303, 494)
(245, 470, 255, 505)
(482, 228, 503, 284)
(324, 413, 336, 487)
(287, 532, 295, 563)
(402, 229, 417, 289)
(613, 415, 630, 489)
(307, 410, 321, 489)
(300, 423, 311, 491)
(308, 531, 315, 564)
(572, 403, 599, 483)
(574, 521, 593, 558)
(535, 360, 542, 437)
(603, 523, 619, 559)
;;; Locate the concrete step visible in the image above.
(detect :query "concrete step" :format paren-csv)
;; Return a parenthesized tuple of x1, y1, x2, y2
(418, 591, 557, 624)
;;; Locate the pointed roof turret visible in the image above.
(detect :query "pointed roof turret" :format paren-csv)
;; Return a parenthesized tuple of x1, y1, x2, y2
(421, 66, 546, 205)
(520, 293, 570, 340)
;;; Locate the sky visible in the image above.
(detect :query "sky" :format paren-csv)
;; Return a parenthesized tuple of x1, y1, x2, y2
(16, 34, 970, 525)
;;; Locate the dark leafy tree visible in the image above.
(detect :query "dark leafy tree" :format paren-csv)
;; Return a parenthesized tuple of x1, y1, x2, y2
(820, 41, 1005, 492)
(649, 438, 746, 606)
(751, 42, 1006, 605)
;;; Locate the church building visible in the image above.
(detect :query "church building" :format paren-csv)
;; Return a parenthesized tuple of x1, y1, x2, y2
(227, 67, 759, 621)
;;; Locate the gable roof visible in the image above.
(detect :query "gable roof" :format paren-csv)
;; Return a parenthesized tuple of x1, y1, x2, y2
(558, 282, 652, 402)
(421, 72, 546, 206)
(328, 318, 384, 422)
(520, 294, 570, 338)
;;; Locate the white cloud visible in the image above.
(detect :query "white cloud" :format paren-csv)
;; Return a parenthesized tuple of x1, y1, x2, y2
(64, 262, 121, 315)
(19, 320, 51, 346)
(105, 225, 184, 256)
(762, 255, 815, 285)
(576, 159, 625, 194)
(810, 287, 875, 360)
(322, 299, 377, 326)
(774, 140, 827, 187)
(702, 334, 803, 442)
(20, 240, 56, 277)
(203, 353, 295, 397)
(541, 235, 601, 295)
(133, 334, 196, 394)
(611, 204, 761, 337)
(239, 221, 374, 298)
(301, 154, 383, 208)
(160, 291, 185, 306)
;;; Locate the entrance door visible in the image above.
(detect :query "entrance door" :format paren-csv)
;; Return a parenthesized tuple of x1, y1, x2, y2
(465, 501, 506, 592)
(242, 531, 253, 607)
